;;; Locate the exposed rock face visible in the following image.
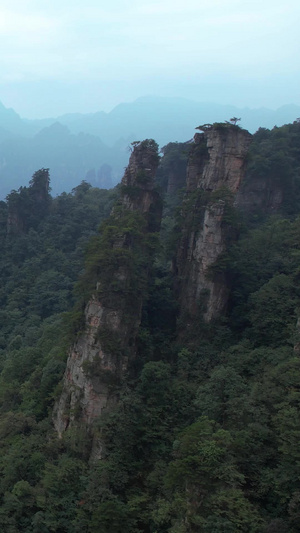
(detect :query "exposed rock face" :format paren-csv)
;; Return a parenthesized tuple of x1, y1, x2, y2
(176, 125, 252, 322)
(121, 140, 161, 219)
(53, 299, 125, 441)
(53, 140, 161, 441)
(186, 128, 251, 193)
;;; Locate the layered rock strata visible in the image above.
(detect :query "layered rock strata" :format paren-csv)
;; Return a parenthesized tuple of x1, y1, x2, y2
(176, 125, 252, 322)
(53, 140, 161, 439)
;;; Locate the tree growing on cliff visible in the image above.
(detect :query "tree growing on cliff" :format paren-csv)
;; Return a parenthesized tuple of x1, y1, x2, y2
(229, 117, 241, 126)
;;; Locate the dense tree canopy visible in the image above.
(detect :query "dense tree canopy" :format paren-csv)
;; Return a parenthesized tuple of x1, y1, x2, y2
(0, 121, 300, 531)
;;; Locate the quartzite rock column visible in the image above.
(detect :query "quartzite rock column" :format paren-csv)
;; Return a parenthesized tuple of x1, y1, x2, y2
(53, 140, 162, 443)
(176, 125, 252, 322)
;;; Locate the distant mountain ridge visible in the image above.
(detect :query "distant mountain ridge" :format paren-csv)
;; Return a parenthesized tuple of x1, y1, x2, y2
(0, 96, 299, 198)
(26, 97, 300, 145)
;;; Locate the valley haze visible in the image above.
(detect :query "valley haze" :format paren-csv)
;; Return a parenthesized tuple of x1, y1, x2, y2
(0, 96, 299, 199)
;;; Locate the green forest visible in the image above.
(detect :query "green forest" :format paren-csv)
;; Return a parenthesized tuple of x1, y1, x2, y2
(0, 120, 300, 532)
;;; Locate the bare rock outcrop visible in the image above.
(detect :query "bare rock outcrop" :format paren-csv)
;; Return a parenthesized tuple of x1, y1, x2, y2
(176, 125, 252, 322)
(186, 127, 251, 193)
(53, 140, 162, 442)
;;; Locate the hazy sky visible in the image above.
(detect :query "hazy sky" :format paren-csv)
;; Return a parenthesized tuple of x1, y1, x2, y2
(0, 0, 299, 118)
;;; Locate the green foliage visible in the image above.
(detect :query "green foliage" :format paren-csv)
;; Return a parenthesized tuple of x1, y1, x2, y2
(0, 172, 118, 530)
(245, 120, 300, 217)
(72, 205, 160, 339)
(0, 122, 300, 531)
(163, 417, 263, 532)
(156, 142, 191, 193)
(228, 215, 300, 340)
(6, 168, 52, 233)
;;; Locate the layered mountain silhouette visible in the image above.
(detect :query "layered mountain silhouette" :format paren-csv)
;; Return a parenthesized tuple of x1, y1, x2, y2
(0, 96, 299, 198)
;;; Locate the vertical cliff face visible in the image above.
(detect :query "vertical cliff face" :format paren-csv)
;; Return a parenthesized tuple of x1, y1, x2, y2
(53, 140, 162, 442)
(121, 140, 161, 220)
(176, 125, 252, 322)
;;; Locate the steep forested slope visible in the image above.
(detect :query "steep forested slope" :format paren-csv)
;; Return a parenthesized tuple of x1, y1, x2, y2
(0, 121, 299, 532)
